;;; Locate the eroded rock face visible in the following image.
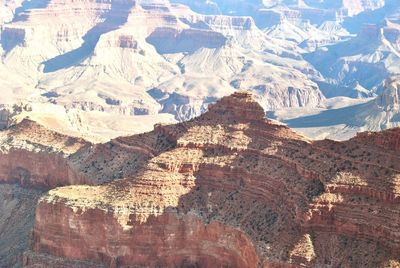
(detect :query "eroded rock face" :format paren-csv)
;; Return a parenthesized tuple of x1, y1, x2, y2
(0, 119, 91, 188)
(0, 0, 325, 133)
(0, 184, 42, 267)
(24, 91, 400, 267)
(305, 22, 400, 92)
(0, 118, 178, 188)
(375, 76, 400, 111)
(0, 108, 10, 130)
(32, 205, 259, 267)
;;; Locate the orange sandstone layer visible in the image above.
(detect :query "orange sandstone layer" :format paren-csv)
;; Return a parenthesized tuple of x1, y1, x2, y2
(24, 92, 400, 267)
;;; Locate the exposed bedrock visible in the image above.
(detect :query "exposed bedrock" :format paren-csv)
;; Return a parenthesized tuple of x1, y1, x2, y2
(0, 184, 43, 267)
(0, 117, 175, 188)
(31, 201, 259, 268)
(0, 150, 87, 188)
(22, 91, 400, 267)
(0, 119, 91, 188)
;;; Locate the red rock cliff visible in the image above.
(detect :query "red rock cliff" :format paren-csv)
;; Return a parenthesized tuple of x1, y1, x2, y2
(26, 91, 400, 267)
(0, 119, 90, 188)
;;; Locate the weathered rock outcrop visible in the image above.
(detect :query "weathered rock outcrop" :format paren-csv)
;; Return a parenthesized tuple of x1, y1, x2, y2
(0, 184, 43, 267)
(0, 107, 11, 130)
(0, 119, 91, 188)
(24, 91, 400, 267)
(0, 118, 177, 188)
(0, 116, 177, 266)
(375, 76, 400, 111)
(1, 0, 325, 134)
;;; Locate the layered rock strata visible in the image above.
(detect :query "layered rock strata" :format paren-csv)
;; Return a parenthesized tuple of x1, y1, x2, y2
(1, 0, 324, 130)
(0, 119, 90, 188)
(0, 117, 176, 188)
(0, 184, 43, 267)
(24, 91, 400, 267)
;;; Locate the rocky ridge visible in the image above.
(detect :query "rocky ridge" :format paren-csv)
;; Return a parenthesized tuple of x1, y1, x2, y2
(21, 91, 400, 267)
(0, 119, 90, 188)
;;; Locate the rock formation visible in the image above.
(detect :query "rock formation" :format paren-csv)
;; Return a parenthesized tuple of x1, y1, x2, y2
(376, 76, 400, 111)
(276, 76, 400, 141)
(1, 0, 399, 142)
(0, 118, 91, 266)
(0, 184, 43, 267)
(0, 108, 11, 130)
(173, 0, 386, 25)
(19, 91, 400, 267)
(0, 119, 90, 188)
(305, 20, 400, 93)
(0, 0, 325, 139)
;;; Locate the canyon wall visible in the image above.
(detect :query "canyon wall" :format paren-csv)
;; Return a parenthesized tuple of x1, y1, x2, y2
(0, 119, 90, 188)
(0, 184, 42, 267)
(25, 92, 400, 267)
(31, 201, 259, 267)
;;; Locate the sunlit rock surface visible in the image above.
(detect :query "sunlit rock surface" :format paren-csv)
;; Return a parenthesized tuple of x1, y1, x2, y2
(20, 92, 400, 268)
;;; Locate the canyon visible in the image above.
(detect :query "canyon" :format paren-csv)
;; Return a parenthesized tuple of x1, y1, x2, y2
(0, 0, 399, 141)
(1, 91, 400, 267)
(1, 1, 400, 266)
(0, 0, 324, 140)
(273, 76, 400, 140)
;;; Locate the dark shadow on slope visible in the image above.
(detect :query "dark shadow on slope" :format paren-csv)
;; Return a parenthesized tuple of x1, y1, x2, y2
(315, 81, 374, 99)
(42, 1, 134, 73)
(303, 31, 391, 90)
(0, 0, 49, 53)
(1, 28, 25, 53)
(12, 0, 50, 22)
(343, 0, 400, 34)
(179, 18, 211, 30)
(147, 88, 218, 121)
(146, 27, 227, 54)
(0, 184, 43, 267)
(282, 102, 369, 128)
